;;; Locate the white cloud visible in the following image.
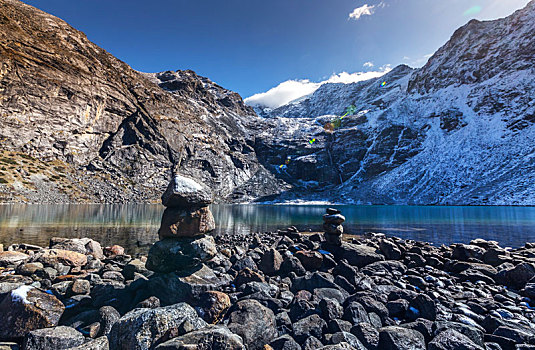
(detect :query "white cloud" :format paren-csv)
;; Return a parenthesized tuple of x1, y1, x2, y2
(349, 4, 376, 20)
(363, 61, 374, 68)
(245, 68, 391, 109)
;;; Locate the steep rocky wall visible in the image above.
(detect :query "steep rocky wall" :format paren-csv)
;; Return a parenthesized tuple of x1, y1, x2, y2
(0, 0, 286, 203)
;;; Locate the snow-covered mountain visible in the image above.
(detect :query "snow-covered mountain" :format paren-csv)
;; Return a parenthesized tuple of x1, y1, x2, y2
(253, 1, 535, 205)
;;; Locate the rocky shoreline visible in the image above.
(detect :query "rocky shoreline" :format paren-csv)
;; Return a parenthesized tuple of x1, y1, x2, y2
(1, 226, 535, 349)
(1, 175, 535, 350)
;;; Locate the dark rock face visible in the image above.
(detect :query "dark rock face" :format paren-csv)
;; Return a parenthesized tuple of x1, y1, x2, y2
(0, 0, 285, 204)
(227, 299, 278, 350)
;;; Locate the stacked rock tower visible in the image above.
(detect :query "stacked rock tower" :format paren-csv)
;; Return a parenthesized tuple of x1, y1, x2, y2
(146, 174, 217, 273)
(323, 208, 345, 245)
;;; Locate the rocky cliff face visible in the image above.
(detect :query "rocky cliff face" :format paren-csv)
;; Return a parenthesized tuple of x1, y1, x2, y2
(254, 1, 535, 205)
(0, 0, 286, 203)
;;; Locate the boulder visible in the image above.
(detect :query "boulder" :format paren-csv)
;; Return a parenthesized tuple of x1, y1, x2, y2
(258, 248, 283, 275)
(22, 326, 84, 350)
(196, 291, 231, 324)
(161, 174, 212, 208)
(292, 314, 328, 343)
(336, 243, 384, 268)
(154, 326, 245, 350)
(428, 329, 484, 350)
(323, 214, 345, 225)
(498, 262, 535, 289)
(36, 249, 87, 267)
(158, 206, 215, 239)
(15, 262, 43, 276)
(146, 236, 217, 273)
(0, 251, 30, 267)
(108, 303, 207, 350)
(378, 326, 425, 350)
(350, 322, 380, 349)
(269, 335, 301, 350)
(451, 244, 485, 261)
(331, 332, 366, 349)
(228, 299, 278, 350)
(97, 306, 121, 337)
(0, 286, 65, 338)
(295, 250, 323, 270)
(149, 264, 229, 305)
(49, 237, 104, 259)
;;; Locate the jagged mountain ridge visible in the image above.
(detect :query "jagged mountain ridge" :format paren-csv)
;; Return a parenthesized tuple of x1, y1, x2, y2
(0, 0, 286, 203)
(254, 1, 535, 205)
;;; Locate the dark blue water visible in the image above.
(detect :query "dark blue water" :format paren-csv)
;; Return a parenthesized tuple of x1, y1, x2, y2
(0, 204, 534, 255)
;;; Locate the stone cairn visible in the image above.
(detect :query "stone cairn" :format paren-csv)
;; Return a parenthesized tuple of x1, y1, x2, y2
(146, 174, 217, 274)
(322, 208, 345, 245)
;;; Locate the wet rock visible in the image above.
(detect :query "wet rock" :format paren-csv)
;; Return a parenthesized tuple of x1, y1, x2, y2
(196, 291, 231, 324)
(108, 302, 207, 350)
(0, 251, 30, 267)
(429, 329, 484, 350)
(292, 314, 328, 343)
(22, 326, 84, 350)
(36, 249, 87, 267)
(228, 299, 278, 350)
(378, 326, 425, 350)
(295, 250, 323, 271)
(145, 236, 217, 273)
(158, 206, 215, 239)
(259, 248, 283, 275)
(161, 174, 212, 208)
(0, 286, 65, 338)
(49, 237, 104, 260)
(155, 326, 245, 350)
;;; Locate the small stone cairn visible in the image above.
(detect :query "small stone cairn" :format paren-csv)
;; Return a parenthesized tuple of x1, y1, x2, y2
(146, 174, 217, 273)
(323, 208, 345, 245)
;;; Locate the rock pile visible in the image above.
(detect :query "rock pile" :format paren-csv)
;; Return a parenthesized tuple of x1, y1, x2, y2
(146, 174, 217, 274)
(323, 208, 345, 245)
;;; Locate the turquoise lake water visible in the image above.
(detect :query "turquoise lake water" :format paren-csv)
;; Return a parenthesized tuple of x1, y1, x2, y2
(0, 204, 534, 255)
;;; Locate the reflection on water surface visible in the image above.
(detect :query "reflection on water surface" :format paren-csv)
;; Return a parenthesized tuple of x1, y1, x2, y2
(1, 204, 534, 255)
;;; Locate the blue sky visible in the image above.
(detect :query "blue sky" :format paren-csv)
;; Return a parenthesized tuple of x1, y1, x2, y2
(23, 0, 530, 105)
